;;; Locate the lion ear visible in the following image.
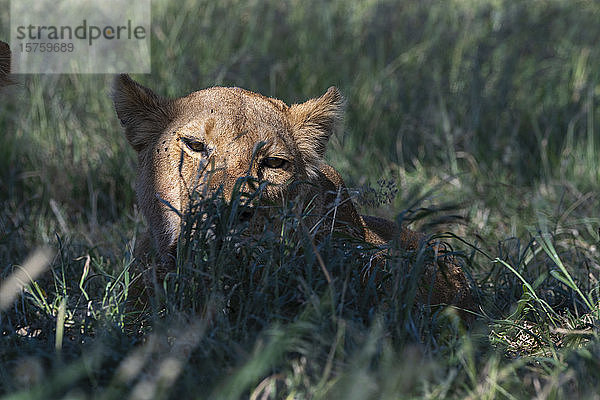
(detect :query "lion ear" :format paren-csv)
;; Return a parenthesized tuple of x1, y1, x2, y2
(112, 74, 175, 152)
(289, 87, 344, 168)
(0, 41, 14, 88)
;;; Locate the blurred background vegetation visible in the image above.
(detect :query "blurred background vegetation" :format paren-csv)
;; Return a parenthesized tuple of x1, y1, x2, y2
(1, 0, 599, 398)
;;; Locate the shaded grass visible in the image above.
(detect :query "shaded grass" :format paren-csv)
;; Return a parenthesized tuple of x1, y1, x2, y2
(1, 0, 600, 398)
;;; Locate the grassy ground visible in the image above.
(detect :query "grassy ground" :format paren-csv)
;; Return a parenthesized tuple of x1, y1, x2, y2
(1, 0, 599, 398)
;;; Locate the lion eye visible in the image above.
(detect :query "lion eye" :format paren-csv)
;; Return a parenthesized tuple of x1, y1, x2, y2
(262, 157, 289, 169)
(183, 138, 206, 153)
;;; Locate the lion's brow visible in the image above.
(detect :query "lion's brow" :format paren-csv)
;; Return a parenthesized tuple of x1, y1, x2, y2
(233, 130, 249, 141)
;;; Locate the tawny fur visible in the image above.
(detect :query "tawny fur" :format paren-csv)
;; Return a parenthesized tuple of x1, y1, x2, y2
(112, 74, 475, 316)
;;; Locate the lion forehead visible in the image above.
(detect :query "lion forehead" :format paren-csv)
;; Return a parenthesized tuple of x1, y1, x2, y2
(172, 88, 296, 152)
(177, 87, 289, 125)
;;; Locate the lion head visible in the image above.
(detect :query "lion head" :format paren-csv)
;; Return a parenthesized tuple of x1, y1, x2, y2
(112, 74, 351, 263)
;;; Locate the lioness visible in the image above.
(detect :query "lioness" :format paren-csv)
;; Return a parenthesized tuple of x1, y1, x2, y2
(0, 41, 14, 88)
(113, 74, 474, 315)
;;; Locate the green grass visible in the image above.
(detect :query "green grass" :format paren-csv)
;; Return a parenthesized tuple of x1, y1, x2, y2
(1, 0, 600, 398)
